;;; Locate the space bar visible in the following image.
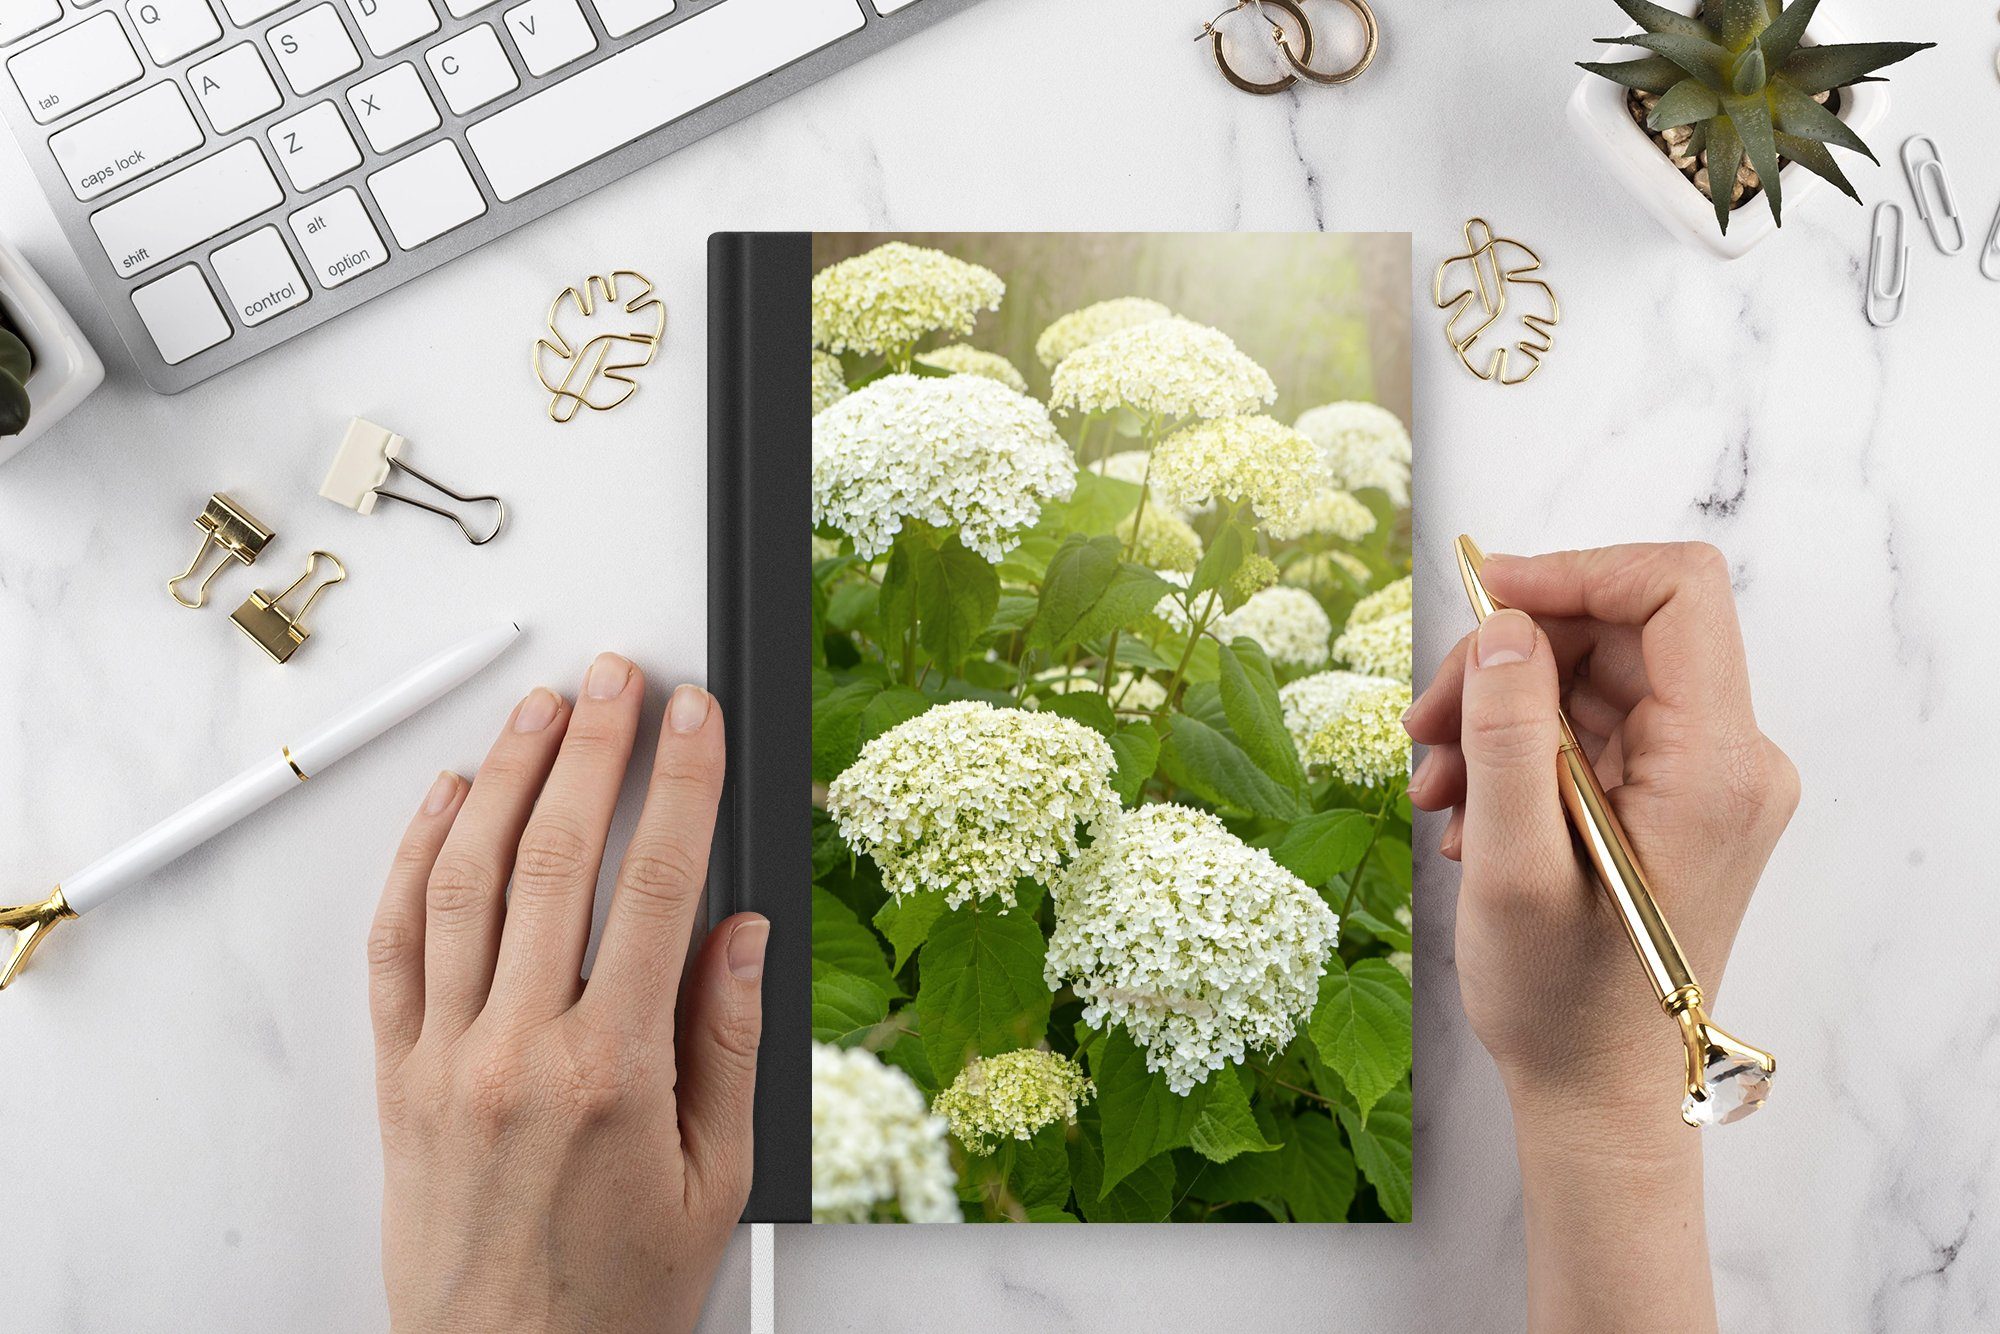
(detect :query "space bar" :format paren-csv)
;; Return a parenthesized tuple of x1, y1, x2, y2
(467, 0, 864, 202)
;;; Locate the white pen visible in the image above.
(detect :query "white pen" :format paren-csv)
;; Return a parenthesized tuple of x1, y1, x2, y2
(0, 622, 522, 988)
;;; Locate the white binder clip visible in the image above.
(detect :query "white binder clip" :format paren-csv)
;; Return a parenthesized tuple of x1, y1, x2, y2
(320, 418, 505, 545)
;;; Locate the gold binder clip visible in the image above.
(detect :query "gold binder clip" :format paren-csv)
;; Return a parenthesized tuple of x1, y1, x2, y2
(231, 550, 347, 664)
(168, 493, 275, 609)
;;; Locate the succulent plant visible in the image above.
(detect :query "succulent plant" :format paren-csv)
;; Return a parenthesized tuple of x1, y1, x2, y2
(0, 323, 30, 439)
(1580, 0, 1931, 233)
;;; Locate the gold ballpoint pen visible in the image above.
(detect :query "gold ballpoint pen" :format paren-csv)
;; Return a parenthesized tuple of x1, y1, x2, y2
(1455, 535, 1775, 1126)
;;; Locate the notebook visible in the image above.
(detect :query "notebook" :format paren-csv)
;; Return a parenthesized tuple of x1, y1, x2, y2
(710, 231, 1414, 1224)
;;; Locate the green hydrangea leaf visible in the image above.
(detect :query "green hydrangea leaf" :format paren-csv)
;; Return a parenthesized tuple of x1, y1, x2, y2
(811, 680, 880, 782)
(1007, 1123, 1075, 1214)
(810, 960, 889, 1047)
(812, 886, 898, 998)
(873, 890, 949, 971)
(916, 894, 1052, 1082)
(1036, 687, 1115, 737)
(908, 534, 1000, 673)
(1343, 906, 1412, 952)
(1270, 809, 1373, 886)
(1108, 721, 1161, 807)
(1068, 564, 1172, 647)
(1188, 1067, 1279, 1164)
(1028, 534, 1121, 652)
(1071, 1115, 1176, 1222)
(1307, 956, 1413, 1123)
(1045, 468, 1141, 535)
(1278, 1112, 1357, 1221)
(1157, 714, 1303, 821)
(856, 686, 930, 750)
(1187, 514, 1249, 605)
(1083, 1026, 1213, 1197)
(879, 1027, 936, 1094)
(1218, 640, 1307, 796)
(1339, 1083, 1414, 1222)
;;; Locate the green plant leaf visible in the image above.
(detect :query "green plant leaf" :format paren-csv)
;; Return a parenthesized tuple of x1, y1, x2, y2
(1338, 1083, 1413, 1222)
(1046, 468, 1142, 535)
(1270, 809, 1374, 885)
(1778, 41, 1933, 96)
(857, 686, 930, 750)
(1768, 81, 1872, 158)
(908, 533, 1000, 674)
(1083, 1026, 1214, 1197)
(1729, 45, 1767, 96)
(1576, 55, 1690, 94)
(1343, 906, 1412, 952)
(1069, 564, 1172, 646)
(916, 896, 1052, 1082)
(1726, 94, 1783, 224)
(1603, 32, 1731, 89)
(1278, 1113, 1357, 1221)
(1007, 1123, 1075, 1214)
(1187, 514, 1249, 605)
(1704, 114, 1745, 233)
(1037, 688, 1116, 737)
(1157, 715, 1302, 821)
(1108, 721, 1161, 807)
(986, 593, 1038, 639)
(1188, 1067, 1279, 1164)
(0, 326, 31, 389)
(1217, 640, 1308, 796)
(1706, 0, 1770, 49)
(1772, 131, 1858, 202)
(1071, 1118, 1175, 1222)
(1307, 956, 1413, 1123)
(1754, 0, 1816, 65)
(810, 960, 889, 1046)
(873, 890, 948, 971)
(1610, 0, 1709, 39)
(1028, 534, 1121, 652)
(0, 372, 27, 439)
(812, 886, 897, 998)
(1648, 77, 1720, 128)
(811, 680, 880, 782)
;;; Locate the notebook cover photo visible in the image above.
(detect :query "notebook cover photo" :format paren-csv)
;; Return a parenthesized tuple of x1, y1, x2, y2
(712, 231, 1414, 1224)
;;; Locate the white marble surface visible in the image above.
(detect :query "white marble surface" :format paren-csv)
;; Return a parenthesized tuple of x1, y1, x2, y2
(2, 0, 1995, 1329)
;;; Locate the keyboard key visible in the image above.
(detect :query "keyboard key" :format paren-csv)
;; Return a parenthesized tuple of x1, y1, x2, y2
(0, 0, 61, 50)
(188, 41, 280, 131)
(267, 98, 358, 188)
(217, 0, 293, 22)
(8, 13, 144, 124)
(870, 0, 918, 11)
(440, 0, 497, 17)
(211, 224, 307, 325)
(346, 61, 435, 152)
(586, 0, 669, 40)
(130, 263, 230, 363)
(502, 0, 592, 77)
(425, 23, 513, 115)
(90, 138, 281, 275)
(127, 0, 222, 64)
(49, 79, 203, 200)
(288, 185, 385, 285)
(268, 3, 358, 93)
(367, 139, 483, 248)
(468, 0, 862, 202)
(340, 0, 435, 57)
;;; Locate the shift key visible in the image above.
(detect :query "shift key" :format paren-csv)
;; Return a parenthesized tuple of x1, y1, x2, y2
(91, 141, 281, 277)
(50, 83, 205, 202)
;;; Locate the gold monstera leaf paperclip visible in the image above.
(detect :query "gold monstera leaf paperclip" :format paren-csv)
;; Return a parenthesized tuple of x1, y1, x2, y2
(1433, 219, 1560, 386)
(534, 270, 666, 423)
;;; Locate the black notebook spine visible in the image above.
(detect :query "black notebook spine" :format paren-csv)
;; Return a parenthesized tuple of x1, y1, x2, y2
(707, 231, 811, 1224)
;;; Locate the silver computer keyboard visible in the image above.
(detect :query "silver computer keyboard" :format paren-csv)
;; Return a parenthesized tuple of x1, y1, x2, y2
(2, 0, 972, 391)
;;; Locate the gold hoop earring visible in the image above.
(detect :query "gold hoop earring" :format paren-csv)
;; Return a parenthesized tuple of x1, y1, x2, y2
(1284, 0, 1377, 86)
(1199, 0, 1315, 96)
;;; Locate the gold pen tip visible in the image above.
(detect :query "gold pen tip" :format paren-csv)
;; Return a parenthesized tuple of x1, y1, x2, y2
(1455, 534, 1498, 622)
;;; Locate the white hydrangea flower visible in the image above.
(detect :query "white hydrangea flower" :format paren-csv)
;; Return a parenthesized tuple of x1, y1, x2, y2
(826, 701, 1121, 909)
(1149, 415, 1329, 539)
(1088, 449, 1154, 487)
(812, 374, 1076, 561)
(1282, 550, 1373, 590)
(1047, 804, 1339, 1094)
(812, 1042, 960, 1223)
(1040, 669, 1169, 715)
(1050, 318, 1276, 422)
(1150, 569, 1222, 634)
(812, 241, 1004, 358)
(1293, 401, 1412, 507)
(1332, 606, 1413, 682)
(1389, 951, 1413, 981)
(1214, 586, 1334, 670)
(1035, 297, 1174, 369)
(1279, 670, 1411, 786)
(916, 343, 1029, 394)
(1118, 506, 1203, 573)
(1349, 574, 1412, 625)
(812, 350, 849, 416)
(931, 1049, 1095, 1155)
(1297, 489, 1377, 542)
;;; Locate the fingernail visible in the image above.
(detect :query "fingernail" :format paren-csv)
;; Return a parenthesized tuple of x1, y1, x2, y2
(1476, 609, 1536, 667)
(727, 918, 769, 980)
(586, 652, 632, 700)
(669, 684, 711, 733)
(1441, 827, 1461, 859)
(515, 688, 560, 732)
(421, 771, 458, 815)
(1410, 748, 1436, 795)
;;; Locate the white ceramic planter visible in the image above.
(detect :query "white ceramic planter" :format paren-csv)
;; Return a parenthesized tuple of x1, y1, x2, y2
(0, 235, 104, 466)
(1566, 9, 1888, 260)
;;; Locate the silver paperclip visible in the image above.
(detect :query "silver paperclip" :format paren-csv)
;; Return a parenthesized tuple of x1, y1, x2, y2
(1865, 202, 1908, 329)
(320, 418, 506, 545)
(1899, 135, 1965, 255)
(1981, 198, 2000, 282)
